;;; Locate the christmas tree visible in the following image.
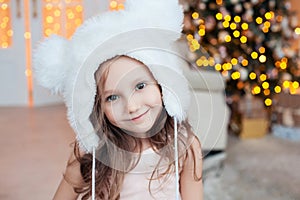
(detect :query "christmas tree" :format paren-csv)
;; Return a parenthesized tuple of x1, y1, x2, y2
(182, 0, 300, 107)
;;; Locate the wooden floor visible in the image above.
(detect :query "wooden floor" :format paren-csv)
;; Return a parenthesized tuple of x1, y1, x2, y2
(0, 105, 75, 200)
(1, 105, 300, 200)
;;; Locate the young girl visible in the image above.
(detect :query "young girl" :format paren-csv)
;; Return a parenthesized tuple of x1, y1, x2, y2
(33, 0, 203, 199)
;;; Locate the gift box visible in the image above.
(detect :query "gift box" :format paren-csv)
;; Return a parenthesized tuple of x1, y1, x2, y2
(238, 95, 269, 139)
(240, 117, 269, 139)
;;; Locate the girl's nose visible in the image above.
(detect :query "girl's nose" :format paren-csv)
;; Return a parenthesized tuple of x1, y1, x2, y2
(127, 95, 140, 114)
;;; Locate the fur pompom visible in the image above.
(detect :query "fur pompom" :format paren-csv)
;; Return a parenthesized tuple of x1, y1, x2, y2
(33, 35, 69, 94)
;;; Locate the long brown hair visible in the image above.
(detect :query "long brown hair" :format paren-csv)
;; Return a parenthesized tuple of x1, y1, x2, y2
(67, 56, 202, 199)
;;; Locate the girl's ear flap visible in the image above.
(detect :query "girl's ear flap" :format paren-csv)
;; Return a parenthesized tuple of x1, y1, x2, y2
(33, 34, 69, 94)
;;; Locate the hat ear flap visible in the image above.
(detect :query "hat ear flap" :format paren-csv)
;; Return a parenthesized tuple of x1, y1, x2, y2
(33, 35, 69, 94)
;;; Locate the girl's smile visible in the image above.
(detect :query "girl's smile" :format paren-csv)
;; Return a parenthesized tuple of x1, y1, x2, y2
(130, 109, 150, 122)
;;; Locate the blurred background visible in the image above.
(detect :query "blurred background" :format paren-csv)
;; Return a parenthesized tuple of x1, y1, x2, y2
(0, 0, 299, 199)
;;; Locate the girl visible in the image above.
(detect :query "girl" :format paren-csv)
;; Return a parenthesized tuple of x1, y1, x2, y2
(33, 0, 203, 199)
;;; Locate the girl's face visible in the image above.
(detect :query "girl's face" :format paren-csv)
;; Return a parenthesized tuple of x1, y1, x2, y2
(99, 56, 163, 135)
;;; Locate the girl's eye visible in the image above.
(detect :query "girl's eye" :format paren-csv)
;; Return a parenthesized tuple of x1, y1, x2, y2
(135, 82, 146, 90)
(106, 95, 119, 102)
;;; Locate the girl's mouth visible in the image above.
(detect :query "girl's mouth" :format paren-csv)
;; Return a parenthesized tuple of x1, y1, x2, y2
(131, 109, 149, 121)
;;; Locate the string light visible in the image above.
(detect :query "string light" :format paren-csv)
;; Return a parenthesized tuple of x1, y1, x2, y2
(249, 72, 256, 80)
(274, 86, 281, 93)
(260, 74, 267, 81)
(241, 59, 248, 66)
(231, 58, 238, 65)
(241, 23, 248, 30)
(259, 55, 267, 63)
(233, 30, 240, 37)
(215, 63, 222, 71)
(0, 0, 12, 48)
(252, 86, 261, 94)
(251, 51, 258, 59)
(216, 12, 223, 20)
(234, 16, 241, 23)
(231, 71, 241, 80)
(224, 15, 231, 21)
(262, 82, 269, 89)
(240, 36, 247, 43)
(256, 17, 263, 24)
(192, 12, 199, 19)
(264, 98, 272, 106)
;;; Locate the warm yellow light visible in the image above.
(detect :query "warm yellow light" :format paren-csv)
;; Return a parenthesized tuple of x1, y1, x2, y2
(233, 30, 240, 37)
(46, 16, 54, 23)
(225, 35, 231, 42)
(231, 71, 241, 80)
(290, 87, 296, 94)
(259, 47, 265, 54)
(45, 3, 52, 10)
(249, 72, 256, 80)
(230, 23, 237, 30)
(264, 21, 271, 28)
(241, 59, 248, 66)
(198, 29, 205, 36)
(7, 29, 13, 36)
(256, 17, 263, 24)
(75, 19, 82, 25)
(209, 57, 215, 66)
(186, 34, 193, 41)
(192, 12, 199, 19)
(262, 82, 269, 89)
(1, 3, 8, 10)
(292, 81, 299, 89)
(25, 69, 32, 77)
(1, 42, 8, 48)
(295, 27, 300, 35)
(259, 55, 267, 63)
(24, 32, 31, 39)
(265, 12, 272, 20)
(231, 58, 238, 65)
(216, 13, 223, 20)
(280, 62, 287, 69)
(117, 3, 124, 10)
(110, 0, 118, 9)
(274, 86, 281, 93)
(252, 86, 261, 94)
(203, 59, 209, 67)
(75, 5, 83, 12)
(54, 9, 61, 17)
(67, 12, 74, 19)
(241, 23, 248, 30)
(260, 74, 267, 81)
(251, 51, 258, 59)
(222, 21, 229, 28)
(264, 98, 272, 106)
(283, 80, 290, 88)
(240, 36, 247, 43)
(215, 63, 222, 71)
(222, 63, 232, 71)
(224, 15, 231, 21)
(196, 58, 202, 67)
(234, 16, 241, 23)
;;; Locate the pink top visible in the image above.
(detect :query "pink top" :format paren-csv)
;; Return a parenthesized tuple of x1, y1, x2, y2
(120, 148, 181, 200)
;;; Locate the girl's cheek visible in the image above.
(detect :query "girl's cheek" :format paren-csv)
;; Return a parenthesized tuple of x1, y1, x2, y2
(104, 106, 116, 123)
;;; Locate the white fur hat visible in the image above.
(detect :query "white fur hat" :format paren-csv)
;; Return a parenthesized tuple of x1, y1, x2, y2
(33, 0, 190, 153)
